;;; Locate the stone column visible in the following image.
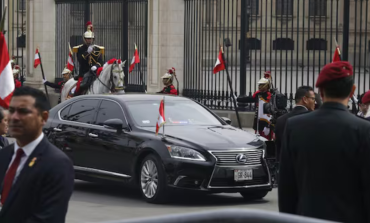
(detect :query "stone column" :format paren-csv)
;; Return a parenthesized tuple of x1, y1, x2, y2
(147, 0, 185, 94)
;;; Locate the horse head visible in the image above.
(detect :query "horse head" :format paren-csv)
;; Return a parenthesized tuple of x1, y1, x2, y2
(100, 58, 126, 93)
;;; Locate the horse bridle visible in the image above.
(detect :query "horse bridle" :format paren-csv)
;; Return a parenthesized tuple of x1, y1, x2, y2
(96, 61, 124, 93)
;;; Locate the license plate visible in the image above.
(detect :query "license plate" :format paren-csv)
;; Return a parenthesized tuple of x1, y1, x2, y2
(234, 169, 253, 181)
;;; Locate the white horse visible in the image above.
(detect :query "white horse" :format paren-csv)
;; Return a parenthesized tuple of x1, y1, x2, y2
(61, 60, 126, 102)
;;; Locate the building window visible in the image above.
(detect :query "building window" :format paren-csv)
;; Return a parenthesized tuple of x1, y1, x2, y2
(18, 0, 26, 11)
(273, 38, 294, 50)
(247, 0, 259, 16)
(309, 0, 327, 16)
(247, 38, 261, 50)
(276, 0, 293, 16)
(306, 38, 327, 51)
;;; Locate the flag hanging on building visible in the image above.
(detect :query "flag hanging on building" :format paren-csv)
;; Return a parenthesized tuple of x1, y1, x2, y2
(332, 45, 341, 62)
(213, 47, 226, 74)
(67, 52, 74, 71)
(129, 43, 140, 73)
(0, 32, 15, 109)
(34, 48, 41, 68)
(155, 98, 165, 135)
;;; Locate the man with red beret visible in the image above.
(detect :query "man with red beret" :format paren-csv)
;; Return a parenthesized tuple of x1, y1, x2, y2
(278, 61, 370, 223)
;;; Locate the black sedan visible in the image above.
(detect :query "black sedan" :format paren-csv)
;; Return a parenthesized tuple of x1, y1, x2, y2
(43, 94, 272, 203)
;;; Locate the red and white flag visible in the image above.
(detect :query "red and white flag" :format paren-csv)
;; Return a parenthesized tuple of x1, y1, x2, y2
(332, 45, 341, 62)
(129, 44, 140, 73)
(67, 52, 74, 71)
(0, 32, 15, 109)
(213, 47, 226, 74)
(34, 48, 41, 68)
(155, 98, 165, 135)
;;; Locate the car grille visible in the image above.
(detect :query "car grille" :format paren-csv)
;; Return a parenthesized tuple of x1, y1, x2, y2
(211, 150, 263, 166)
(209, 176, 268, 187)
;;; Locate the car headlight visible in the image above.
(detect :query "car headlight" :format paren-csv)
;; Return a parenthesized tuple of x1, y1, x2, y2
(166, 145, 206, 161)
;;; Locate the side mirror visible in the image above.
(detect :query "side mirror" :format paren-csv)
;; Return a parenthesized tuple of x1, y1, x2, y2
(103, 119, 123, 130)
(221, 117, 232, 125)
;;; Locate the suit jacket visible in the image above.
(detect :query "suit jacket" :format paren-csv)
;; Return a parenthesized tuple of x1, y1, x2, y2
(0, 136, 74, 223)
(278, 102, 370, 223)
(0, 136, 9, 149)
(275, 106, 309, 159)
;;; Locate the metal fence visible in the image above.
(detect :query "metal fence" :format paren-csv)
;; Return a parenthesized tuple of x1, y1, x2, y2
(1, 0, 26, 84)
(183, 0, 370, 111)
(55, 0, 148, 92)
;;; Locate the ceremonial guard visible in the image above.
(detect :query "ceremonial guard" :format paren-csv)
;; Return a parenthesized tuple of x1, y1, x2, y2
(73, 21, 104, 96)
(279, 61, 370, 223)
(42, 67, 72, 103)
(252, 71, 273, 140)
(12, 65, 21, 88)
(158, 68, 178, 95)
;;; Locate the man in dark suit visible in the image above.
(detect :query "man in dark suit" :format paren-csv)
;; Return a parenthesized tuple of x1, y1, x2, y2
(275, 86, 315, 159)
(278, 61, 370, 223)
(0, 86, 74, 223)
(0, 107, 9, 149)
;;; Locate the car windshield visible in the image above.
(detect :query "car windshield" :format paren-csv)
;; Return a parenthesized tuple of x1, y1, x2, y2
(125, 100, 223, 127)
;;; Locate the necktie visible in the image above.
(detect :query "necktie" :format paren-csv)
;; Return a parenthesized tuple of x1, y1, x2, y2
(1, 148, 24, 205)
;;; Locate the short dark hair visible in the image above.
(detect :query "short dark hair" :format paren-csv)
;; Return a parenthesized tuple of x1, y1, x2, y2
(0, 107, 4, 122)
(321, 76, 354, 99)
(358, 93, 365, 105)
(12, 86, 51, 112)
(295, 86, 314, 103)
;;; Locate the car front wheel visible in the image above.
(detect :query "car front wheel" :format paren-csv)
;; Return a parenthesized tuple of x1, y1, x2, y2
(139, 154, 170, 203)
(240, 191, 269, 201)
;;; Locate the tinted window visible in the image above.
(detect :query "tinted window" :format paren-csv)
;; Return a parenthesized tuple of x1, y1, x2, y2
(66, 99, 99, 124)
(60, 104, 71, 120)
(126, 100, 222, 127)
(95, 100, 127, 126)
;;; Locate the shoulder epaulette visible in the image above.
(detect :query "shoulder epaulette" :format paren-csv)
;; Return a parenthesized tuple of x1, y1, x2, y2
(72, 44, 83, 53)
(94, 45, 105, 55)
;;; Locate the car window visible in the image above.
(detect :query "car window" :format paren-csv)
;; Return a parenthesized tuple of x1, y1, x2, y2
(126, 100, 222, 127)
(60, 104, 71, 120)
(95, 100, 127, 126)
(65, 99, 99, 124)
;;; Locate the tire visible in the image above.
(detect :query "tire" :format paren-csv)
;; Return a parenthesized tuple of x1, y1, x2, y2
(139, 154, 170, 204)
(240, 190, 269, 201)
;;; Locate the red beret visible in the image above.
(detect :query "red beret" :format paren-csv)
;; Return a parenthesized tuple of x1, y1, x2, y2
(315, 61, 353, 88)
(362, 90, 370, 104)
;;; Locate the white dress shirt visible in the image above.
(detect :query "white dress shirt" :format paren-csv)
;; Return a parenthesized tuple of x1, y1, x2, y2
(7, 132, 44, 184)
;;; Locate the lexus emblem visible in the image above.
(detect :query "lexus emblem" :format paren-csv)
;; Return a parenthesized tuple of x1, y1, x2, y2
(236, 154, 247, 163)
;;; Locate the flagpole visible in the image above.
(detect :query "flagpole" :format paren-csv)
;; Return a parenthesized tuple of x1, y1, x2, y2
(38, 50, 50, 102)
(138, 62, 147, 93)
(220, 46, 242, 129)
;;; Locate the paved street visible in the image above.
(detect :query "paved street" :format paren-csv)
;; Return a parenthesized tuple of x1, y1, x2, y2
(67, 180, 278, 223)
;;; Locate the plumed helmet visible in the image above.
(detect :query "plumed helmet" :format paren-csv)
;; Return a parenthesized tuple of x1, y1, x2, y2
(62, 67, 72, 75)
(258, 71, 272, 85)
(83, 21, 94, 39)
(161, 68, 175, 80)
(258, 77, 269, 84)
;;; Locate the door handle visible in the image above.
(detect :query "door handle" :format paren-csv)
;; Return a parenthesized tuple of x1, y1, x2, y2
(89, 133, 98, 138)
(53, 127, 62, 132)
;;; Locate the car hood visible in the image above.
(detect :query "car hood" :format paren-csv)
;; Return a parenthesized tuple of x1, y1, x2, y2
(140, 125, 264, 150)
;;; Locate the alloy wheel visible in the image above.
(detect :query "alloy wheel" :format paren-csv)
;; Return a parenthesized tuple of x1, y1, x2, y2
(140, 159, 159, 198)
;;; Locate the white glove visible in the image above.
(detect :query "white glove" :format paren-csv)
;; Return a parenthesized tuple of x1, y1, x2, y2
(87, 45, 94, 54)
(42, 79, 47, 84)
(91, 66, 97, 71)
(263, 127, 270, 136)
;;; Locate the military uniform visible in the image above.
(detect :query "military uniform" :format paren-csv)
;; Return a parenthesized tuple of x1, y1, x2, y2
(279, 61, 370, 223)
(73, 21, 105, 96)
(158, 68, 178, 95)
(75, 44, 104, 78)
(159, 84, 178, 95)
(43, 68, 72, 103)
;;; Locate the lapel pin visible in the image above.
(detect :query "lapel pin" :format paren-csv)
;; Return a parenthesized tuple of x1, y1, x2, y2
(29, 157, 37, 167)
